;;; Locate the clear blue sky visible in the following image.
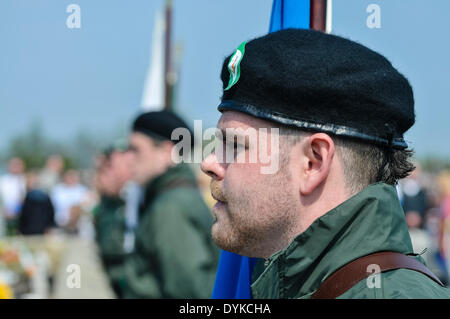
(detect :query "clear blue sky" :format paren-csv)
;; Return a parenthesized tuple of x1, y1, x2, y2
(1, 0, 449, 158)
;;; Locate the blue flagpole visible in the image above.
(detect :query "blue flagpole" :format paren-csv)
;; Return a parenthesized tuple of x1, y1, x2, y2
(211, 0, 312, 299)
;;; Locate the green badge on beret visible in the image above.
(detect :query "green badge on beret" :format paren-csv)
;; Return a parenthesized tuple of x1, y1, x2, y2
(225, 41, 246, 91)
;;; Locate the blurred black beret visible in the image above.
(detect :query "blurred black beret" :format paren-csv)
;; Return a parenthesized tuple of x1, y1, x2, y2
(102, 138, 128, 159)
(219, 29, 415, 149)
(132, 110, 193, 146)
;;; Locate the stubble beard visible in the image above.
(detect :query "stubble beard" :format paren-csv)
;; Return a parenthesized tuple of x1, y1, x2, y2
(211, 167, 299, 259)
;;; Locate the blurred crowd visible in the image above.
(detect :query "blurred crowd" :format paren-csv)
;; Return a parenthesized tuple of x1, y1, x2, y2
(0, 156, 96, 238)
(0, 111, 218, 299)
(397, 165, 450, 285)
(0, 151, 214, 240)
(1, 136, 449, 295)
(0, 153, 213, 240)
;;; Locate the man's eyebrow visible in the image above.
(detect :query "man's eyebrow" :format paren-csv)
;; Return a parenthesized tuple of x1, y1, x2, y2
(216, 128, 237, 140)
(216, 128, 252, 144)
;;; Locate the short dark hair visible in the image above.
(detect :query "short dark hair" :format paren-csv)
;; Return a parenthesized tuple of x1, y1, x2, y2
(333, 136, 415, 193)
(279, 127, 415, 194)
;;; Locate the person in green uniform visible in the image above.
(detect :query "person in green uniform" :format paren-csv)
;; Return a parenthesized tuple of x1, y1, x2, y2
(93, 141, 134, 297)
(113, 110, 219, 299)
(201, 29, 450, 298)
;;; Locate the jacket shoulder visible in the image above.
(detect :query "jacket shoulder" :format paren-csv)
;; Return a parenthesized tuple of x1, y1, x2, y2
(338, 268, 450, 299)
(146, 185, 211, 222)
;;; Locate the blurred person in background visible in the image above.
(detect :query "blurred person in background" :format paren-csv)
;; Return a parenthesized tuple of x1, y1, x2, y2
(398, 165, 438, 281)
(438, 171, 450, 282)
(399, 164, 430, 229)
(424, 204, 449, 286)
(38, 155, 64, 193)
(18, 171, 55, 235)
(93, 140, 137, 298)
(0, 157, 26, 236)
(111, 110, 219, 299)
(50, 169, 88, 233)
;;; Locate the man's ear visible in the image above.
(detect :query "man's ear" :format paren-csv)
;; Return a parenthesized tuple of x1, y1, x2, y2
(299, 133, 335, 195)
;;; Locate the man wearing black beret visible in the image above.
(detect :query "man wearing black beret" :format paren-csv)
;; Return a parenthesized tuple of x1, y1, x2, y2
(201, 29, 450, 298)
(110, 110, 219, 298)
(93, 139, 134, 298)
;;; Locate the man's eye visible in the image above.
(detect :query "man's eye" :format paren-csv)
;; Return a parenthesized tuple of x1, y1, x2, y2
(224, 140, 239, 149)
(222, 138, 247, 152)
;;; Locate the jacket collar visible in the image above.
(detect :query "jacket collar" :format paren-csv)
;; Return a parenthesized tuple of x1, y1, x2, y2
(251, 182, 414, 299)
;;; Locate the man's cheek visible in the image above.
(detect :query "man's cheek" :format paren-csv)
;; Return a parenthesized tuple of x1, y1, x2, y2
(227, 163, 263, 186)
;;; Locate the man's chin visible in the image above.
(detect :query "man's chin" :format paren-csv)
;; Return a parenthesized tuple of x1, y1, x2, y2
(211, 224, 244, 256)
(211, 223, 231, 250)
(210, 222, 221, 242)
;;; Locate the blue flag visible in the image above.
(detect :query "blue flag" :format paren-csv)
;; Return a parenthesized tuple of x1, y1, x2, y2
(211, 0, 311, 299)
(211, 250, 259, 298)
(269, 0, 310, 32)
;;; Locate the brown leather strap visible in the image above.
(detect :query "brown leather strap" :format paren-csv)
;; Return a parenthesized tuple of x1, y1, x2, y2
(311, 251, 444, 299)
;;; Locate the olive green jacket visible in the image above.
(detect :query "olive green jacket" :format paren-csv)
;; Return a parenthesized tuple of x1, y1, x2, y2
(251, 183, 450, 299)
(115, 164, 219, 298)
(93, 195, 128, 271)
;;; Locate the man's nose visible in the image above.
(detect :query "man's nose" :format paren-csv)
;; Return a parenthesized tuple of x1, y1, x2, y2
(201, 152, 225, 181)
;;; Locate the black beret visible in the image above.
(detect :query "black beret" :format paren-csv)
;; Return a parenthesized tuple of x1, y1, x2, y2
(218, 29, 415, 149)
(132, 110, 193, 146)
(102, 138, 128, 158)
